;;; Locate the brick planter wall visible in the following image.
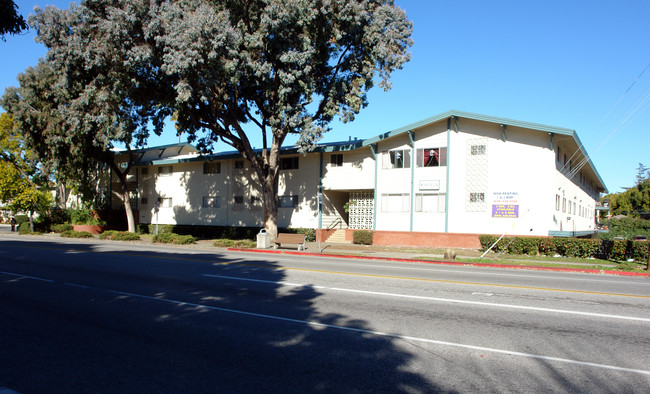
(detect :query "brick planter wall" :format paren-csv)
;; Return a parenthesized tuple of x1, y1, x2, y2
(345, 230, 481, 249)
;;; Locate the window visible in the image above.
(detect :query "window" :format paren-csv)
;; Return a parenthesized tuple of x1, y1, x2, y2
(330, 154, 343, 167)
(280, 157, 299, 170)
(555, 194, 561, 211)
(234, 195, 244, 205)
(251, 196, 261, 206)
(568, 201, 572, 214)
(279, 195, 299, 208)
(381, 193, 410, 212)
(470, 145, 486, 155)
(202, 196, 220, 208)
(416, 148, 447, 167)
(562, 197, 566, 213)
(141, 197, 148, 205)
(157, 197, 172, 207)
(415, 193, 446, 213)
(469, 193, 485, 203)
(234, 160, 244, 169)
(203, 162, 221, 174)
(556, 147, 561, 163)
(382, 150, 410, 169)
(158, 166, 173, 176)
(141, 168, 149, 175)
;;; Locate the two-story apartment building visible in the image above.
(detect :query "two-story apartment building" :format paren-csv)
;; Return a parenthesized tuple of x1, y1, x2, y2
(108, 110, 607, 248)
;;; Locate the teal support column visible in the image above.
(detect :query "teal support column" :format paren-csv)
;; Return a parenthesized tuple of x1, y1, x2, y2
(501, 124, 507, 142)
(408, 130, 415, 232)
(549, 133, 554, 150)
(444, 117, 455, 233)
(369, 144, 378, 230)
(318, 152, 323, 241)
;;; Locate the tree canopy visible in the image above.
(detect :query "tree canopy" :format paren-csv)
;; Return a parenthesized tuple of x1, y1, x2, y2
(4, 0, 413, 236)
(0, 0, 28, 40)
(0, 112, 52, 228)
(603, 162, 650, 218)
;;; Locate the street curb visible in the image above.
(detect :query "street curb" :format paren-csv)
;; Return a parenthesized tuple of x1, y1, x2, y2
(227, 248, 650, 277)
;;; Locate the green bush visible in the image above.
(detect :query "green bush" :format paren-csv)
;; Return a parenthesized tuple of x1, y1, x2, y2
(18, 222, 30, 232)
(60, 230, 94, 238)
(152, 232, 196, 244)
(52, 224, 74, 233)
(70, 208, 106, 225)
(294, 228, 316, 242)
(213, 239, 236, 247)
(174, 234, 196, 245)
(100, 230, 141, 241)
(13, 215, 29, 225)
(538, 238, 556, 255)
(353, 230, 373, 245)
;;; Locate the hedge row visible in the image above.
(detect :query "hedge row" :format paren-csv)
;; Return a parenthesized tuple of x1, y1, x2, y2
(479, 235, 649, 262)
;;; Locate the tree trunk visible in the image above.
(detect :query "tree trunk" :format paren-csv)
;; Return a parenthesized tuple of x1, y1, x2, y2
(262, 171, 280, 240)
(120, 179, 136, 233)
(108, 159, 136, 233)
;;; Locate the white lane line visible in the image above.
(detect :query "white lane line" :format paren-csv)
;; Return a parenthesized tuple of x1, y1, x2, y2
(70, 279, 650, 377)
(203, 274, 650, 323)
(2, 269, 649, 377)
(0, 271, 55, 283)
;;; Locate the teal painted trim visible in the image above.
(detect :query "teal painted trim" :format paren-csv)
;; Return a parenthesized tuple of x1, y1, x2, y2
(444, 118, 451, 233)
(501, 124, 507, 142)
(408, 130, 415, 232)
(361, 110, 574, 147)
(318, 152, 323, 239)
(369, 144, 378, 230)
(548, 230, 599, 238)
(570, 130, 608, 193)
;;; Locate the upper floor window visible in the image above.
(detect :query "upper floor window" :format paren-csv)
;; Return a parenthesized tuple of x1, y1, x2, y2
(382, 149, 410, 169)
(141, 167, 149, 175)
(158, 165, 173, 176)
(416, 148, 447, 167)
(234, 160, 244, 169)
(202, 196, 220, 208)
(330, 154, 343, 167)
(281, 157, 299, 170)
(203, 162, 221, 174)
(279, 195, 299, 208)
(157, 197, 172, 207)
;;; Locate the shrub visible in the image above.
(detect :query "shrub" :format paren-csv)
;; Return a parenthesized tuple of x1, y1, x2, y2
(99, 230, 141, 241)
(18, 222, 30, 232)
(152, 232, 177, 243)
(70, 208, 106, 225)
(213, 239, 236, 247)
(538, 238, 556, 256)
(152, 232, 196, 244)
(294, 228, 316, 242)
(174, 234, 196, 245)
(52, 224, 74, 233)
(353, 230, 373, 245)
(507, 237, 539, 255)
(60, 230, 94, 238)
(14, 215, 29, 225)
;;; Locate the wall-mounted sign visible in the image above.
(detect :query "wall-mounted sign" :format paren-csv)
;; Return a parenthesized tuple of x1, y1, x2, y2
(492, 191, 519, 218)
(419, 180, 440, 190)
(492, 204, 519, 218)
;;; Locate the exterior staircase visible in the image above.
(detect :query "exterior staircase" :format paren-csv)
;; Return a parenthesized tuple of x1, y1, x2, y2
(326, 229, 351, 244)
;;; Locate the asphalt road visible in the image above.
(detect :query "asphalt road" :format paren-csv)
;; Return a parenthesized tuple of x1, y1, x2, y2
(1, 235, 650, 393)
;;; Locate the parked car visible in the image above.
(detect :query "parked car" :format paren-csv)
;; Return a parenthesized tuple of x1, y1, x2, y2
(634, 235, 647, 241)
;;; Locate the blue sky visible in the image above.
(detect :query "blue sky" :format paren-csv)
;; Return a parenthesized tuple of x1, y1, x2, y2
(2, 0, 649, 193)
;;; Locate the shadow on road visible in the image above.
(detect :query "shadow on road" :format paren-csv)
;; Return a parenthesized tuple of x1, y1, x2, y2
(0, 237, 437, 392)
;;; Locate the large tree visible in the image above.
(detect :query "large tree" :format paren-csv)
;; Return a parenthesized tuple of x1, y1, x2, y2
(14, 0, 412, 237)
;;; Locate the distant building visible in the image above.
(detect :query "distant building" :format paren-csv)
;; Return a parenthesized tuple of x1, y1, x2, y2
(108, 110, 607, 248)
